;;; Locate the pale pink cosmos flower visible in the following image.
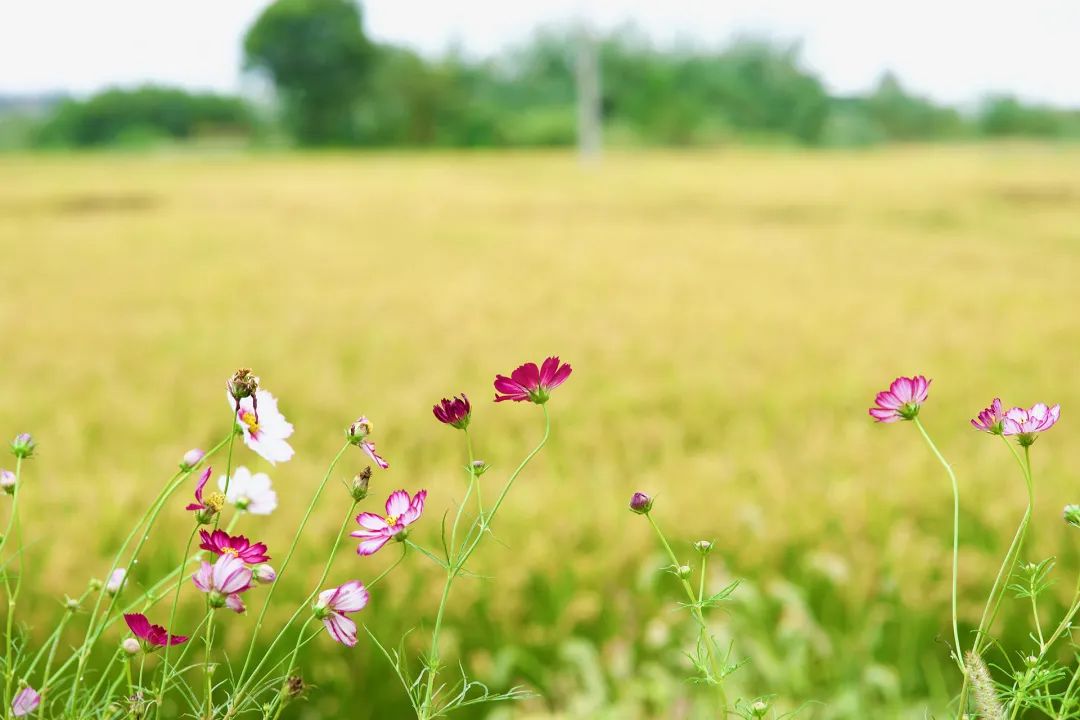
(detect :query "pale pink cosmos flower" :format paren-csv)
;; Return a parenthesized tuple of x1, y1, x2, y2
(313, 580, 369, 647)
(192, 554, 253, 612)
(346, 417, 389, 469)
(351, 489, 427, 556)
(1003, 403, 1061, 446)
(494, 356, 572, 404)
(217, 467, 277, 515)
(869, 375, 930, 423)
(11, 686, 40, 717)
(230, 389, 294, 465)
(971, 398, 1006, 434)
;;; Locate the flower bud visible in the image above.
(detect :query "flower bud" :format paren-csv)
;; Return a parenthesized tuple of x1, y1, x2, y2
(208, 591, 227, 609)
(0, 470, 14, 495)
(694, 540, 714, 555)
(348, 468, 371, 502)
(65, 596, 81, 611)
(346, 417, 373, 444)
(629, 492, 653, 515)
(10, 433, 35, 459)
(676, 564, 691, 578)
(180, 448, 204, 470)
(286, 675, 306, 698)
(88, 578, 103, 591)
(106, 568, 126, 596)
(253, 564, 277, 585)
(1065, 504, 1080, 528)
(470, 460, 489, 477)
(750, 700, 769, 717)
(227, 369, 259, 402)
(121, 638, 141, 656)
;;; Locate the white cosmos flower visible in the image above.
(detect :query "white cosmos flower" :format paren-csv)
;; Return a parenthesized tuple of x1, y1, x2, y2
(218, 466, 278, 515)
(229, 389, 294, 465)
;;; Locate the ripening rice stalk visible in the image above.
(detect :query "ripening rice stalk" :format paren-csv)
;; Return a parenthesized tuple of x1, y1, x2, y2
(964, 651, 1005, 720)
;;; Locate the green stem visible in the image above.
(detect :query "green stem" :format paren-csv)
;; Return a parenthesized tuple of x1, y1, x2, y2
(155, 526, 199, 709)
(202, 608, 215, 718)
(912, 417, 964, 673)
(3, 456, 24, 717)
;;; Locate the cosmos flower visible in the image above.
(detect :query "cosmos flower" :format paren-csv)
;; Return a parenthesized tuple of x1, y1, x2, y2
(217, 466, 277, 515)
(231, 389, 294, 465)
(11, 687, 40, 717)
(1003, 403, 1061, 446)
(346, 417, 389, 469)
(123, 613, 188, 648)
(433, 394, 471, 429)
(198, 529, 270, 564)
(350, 489, 426, 556)
(494, 356, 572, 404)
(313, 580, 369, 647)
(192, 554, 253, 612)
(971, 398, 1006, 434)
(186, 467, 224, 524)
(869, 376, 930, 423)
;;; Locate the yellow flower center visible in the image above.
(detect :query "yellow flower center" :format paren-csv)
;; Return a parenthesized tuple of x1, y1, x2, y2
(204, 492, 226, 513)
(222, 547, 239, 557)
(239, 410, 259, 434)
(384, 514, 399, 527)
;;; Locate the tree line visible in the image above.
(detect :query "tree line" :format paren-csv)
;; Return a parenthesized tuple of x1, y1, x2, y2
(9, 0, 1080, 150)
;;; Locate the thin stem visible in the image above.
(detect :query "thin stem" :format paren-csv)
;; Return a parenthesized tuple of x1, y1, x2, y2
(3, 456, 24, 716)
(912, 417, 964, 673)
(155, 526, 199, 709)
(202, 608, 215, 718)
(465, 429, 482, 517)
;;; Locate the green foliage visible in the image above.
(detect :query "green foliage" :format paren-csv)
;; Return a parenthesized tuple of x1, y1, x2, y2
(32, 86, 253, 148)
(243, 0, 375, 146)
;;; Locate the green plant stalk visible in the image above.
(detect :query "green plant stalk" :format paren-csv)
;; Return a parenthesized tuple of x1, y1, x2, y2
(912, 418, 964, 674)
(154, 525, 199, 710)
(418, 405, 549, 720)
(212, 422, 237, 533)
(3, 456, 24, 720)
(646, 511, 729, 717)
(202, 606, 215, 718)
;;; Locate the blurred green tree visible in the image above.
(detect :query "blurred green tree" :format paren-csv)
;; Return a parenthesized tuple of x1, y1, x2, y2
(243, 0, 374, 146)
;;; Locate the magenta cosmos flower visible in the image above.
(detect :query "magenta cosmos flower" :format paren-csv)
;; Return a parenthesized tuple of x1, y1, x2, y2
(199, 529, 270, 565)
(11, 686, 40, 717)
(192, 554, 254, 613)
(869, 375, 930, 423)
(185, 466, 223, 523)
(1003, 403, 1061, 446)
(231, 389, 294, 465)
(351, 489, 427, 556)
(433, 394, 471, 429)
(313, 580, 369, 647)
(346, 416, 389, 469)
(971, 398, 1006, 434)
(123, 613, 188, 648)
(494, 356, 572, 404)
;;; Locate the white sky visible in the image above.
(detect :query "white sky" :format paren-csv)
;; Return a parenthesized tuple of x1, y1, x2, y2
(1, 0, 1078, 106)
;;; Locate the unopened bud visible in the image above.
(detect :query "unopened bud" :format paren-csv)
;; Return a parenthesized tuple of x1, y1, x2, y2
(470, 460, 489, 477)
(0, 470, 14, 495)
(694, 540, 714, 555)
(286, 675, 306, 698)
(10, 433, 35, 459)
(121, 638, 141, 656)
(65, 596, 81, 611)
(105, 568, 126, 596)
(346, 417, 373, 444)
(254, 564, 277, 585)
(750, 700, 769, 717)
(629, 492, 653, 515)
(180, 448, 204, 470)
(676, 564, 691, 579)
(348, 468, 371, 502)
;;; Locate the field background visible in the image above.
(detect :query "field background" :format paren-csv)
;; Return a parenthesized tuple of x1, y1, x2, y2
(1, 146, 1080, 718)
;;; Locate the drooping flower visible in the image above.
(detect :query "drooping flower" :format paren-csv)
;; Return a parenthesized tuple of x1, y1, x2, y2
(123, 613, 188, 648)
(629, 492, 653, 515)
(869, 375, 930, 423)
(10, 433, 35, 459)
(11, 686, 40, 717)
(494, 356, 572, 404)
(313, 580, 369, 647)
(433, 394, 471, 429)
(346, 417, 389, 469)
(180, 448, 205, 470)
(350, 489, 426, 556)
(1003, 403, 1061, 446)
(231, 389, 294, 465)
(0, 470, 14, 495)
(186, 467, 224, 524)
(971, 398, 1006, 434)
(199, 529, 270, 564)
(192, 554, 253, 612)
(106, 568, 126, 596)
(227, 368, 259, 408)
(217, 466, 277, 515)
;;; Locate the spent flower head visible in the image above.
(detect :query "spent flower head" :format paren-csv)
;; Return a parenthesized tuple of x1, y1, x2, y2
(185, 467, 222, 524)
(351, 489, 426, 555)
(346, 416, 389, 469)
(494, 356, 572, 404)
(347, 468, 371, 502)
(869, 375, 930, 423)
(1003, 403, 1061, 446)
(227, 368, 259, 405)
(971, 398, 1006, 435)
(313, 580, 369, 647)
(10, 433, 35, 459)
(433, 394, 471, 429)
(629, 492, 653, 515)
(218, 467, 277, 515)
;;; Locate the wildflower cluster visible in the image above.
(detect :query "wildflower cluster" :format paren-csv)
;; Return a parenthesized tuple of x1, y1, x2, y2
(0, 358, 571, 719)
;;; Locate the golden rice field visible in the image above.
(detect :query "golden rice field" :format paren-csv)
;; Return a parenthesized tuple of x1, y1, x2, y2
(2, 146, 1080, 718)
